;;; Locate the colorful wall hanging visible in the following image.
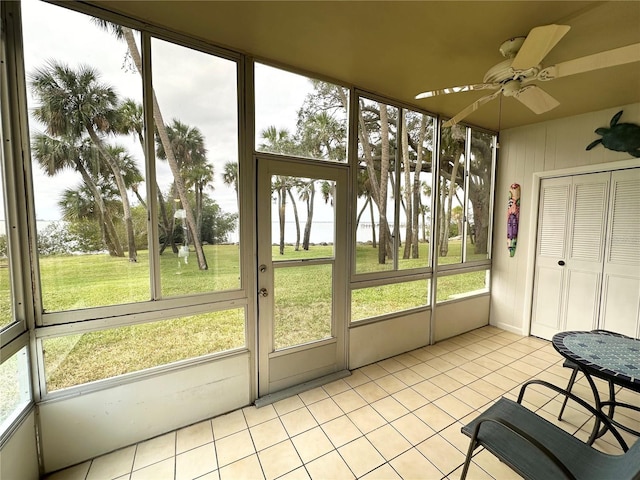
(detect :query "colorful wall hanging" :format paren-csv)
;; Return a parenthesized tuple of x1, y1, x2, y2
(507, 183, 520, 257)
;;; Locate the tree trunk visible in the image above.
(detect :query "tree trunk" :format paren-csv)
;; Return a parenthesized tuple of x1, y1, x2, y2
(86, 126, 137, 262)
(278, 183, 286, 255)
(76, 161, 124, 257)
(122, 27, 208, 270)
(302, 185, 315, 250)
(378, 103, 392, 264)
(439, 152, 462, 257)
(369, 196, 377, 248)
(287, 187, 301, 251)
(401, 111, 413, 260)
(411, 115, 427, 258)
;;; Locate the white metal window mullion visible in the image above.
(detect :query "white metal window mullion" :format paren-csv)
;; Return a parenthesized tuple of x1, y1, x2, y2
(462, 126, 472, 264)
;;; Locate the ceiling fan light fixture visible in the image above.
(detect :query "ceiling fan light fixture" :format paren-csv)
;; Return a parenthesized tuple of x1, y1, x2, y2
(499, 37, 526, 58)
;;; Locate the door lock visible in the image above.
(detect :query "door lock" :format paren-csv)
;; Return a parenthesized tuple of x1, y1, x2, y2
(258, 288, 268, 297)
(259, 264, 267, 273)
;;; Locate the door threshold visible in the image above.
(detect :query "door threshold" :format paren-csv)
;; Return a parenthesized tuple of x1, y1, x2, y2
(255, 370, 351, 408)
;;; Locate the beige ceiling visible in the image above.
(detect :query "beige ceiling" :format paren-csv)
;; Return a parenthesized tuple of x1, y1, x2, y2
(88, 1, 640, 131)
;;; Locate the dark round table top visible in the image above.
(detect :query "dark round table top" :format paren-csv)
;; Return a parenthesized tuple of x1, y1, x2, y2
(552, 331, 640, 390)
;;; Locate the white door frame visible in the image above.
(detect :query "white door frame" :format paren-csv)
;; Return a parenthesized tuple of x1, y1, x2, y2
(523, 158, 639, 337)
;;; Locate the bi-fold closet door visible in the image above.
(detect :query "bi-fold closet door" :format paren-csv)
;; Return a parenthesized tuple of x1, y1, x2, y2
(530, 168, 640, 340)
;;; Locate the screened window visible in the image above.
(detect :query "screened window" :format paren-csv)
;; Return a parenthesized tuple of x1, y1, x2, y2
(0, 347, 31, 431)
(19, 1, 246, 393)
(0, 159, 11, 332)
(151, 37, 240, 297)
(436, 122, 495, 302)
(255, 63, 348, 162)
(43, 309, 245, 392)
(351, 279, 430, 321)
(355, 97, 435, 274)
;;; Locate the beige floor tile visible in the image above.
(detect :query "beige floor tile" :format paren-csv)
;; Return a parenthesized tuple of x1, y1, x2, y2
(215, 429, 255, 467)
(427, 357, 456, 373)
(305, 450, 355, 480)
(447, 461, 494, 480)
(458, 362, 492, 378)
(306, 397, 343, 424)
(322, 378, 351, 396)
(130, 457, 174, 480)
(392, 368, 424, 386)
(408, 348, 436, 362)
(280, 407, 318, 437)
(347, 405, 387, 434)
(332, 388, 367, 413)
(290, 426, 334, 463)
(391, 413, 436, 445)
(273, 395, 305, 416)
(430, 373, 465, 393)
(257, 440, 302, 480)
(389, 447, 441, 480)
(366, 424, 412, 461)
(338, 436, 385, 477)
(416, 434, 465, 475)
(45, 462, 91, 480)
(451, 387, 491, 411)
(299, 387, 329, 406)
(440, 422, 470, 454)
(394, 353, 422, 368)
(355, 381, 389, 403)
(412, 380, 448, 401)
(321, 415, 362, 447)
(175, 443, 217, 480)
(377, 358, 405, 374)
(218, 454, 264, 480)
(446, 366, 479, 385)
(212, 409, 247, 440)
(250, 417, 288, 451)
(392, 387, 429, 411)
(344, 370, 371, 388)
(86, 446, 136, 480)
(359, 363, 390, 381)
(410, 362, 440, 380)
(360, 463, 402, 480)
(370, 396, 409, 422)
(242, 404, 278, 428)
(433, 395, 475, 419)
(414, 403, 456, 432)
(133, 432, 176, 471)
(278, 466, 311, 480)
(177, 420, 213, 454)
(468, 378, 504, 400)
(472, 449, 522, 479)
(374, 374, 407, 394)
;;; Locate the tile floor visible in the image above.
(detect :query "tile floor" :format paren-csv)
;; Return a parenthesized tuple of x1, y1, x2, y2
(45, 326, 639, 480)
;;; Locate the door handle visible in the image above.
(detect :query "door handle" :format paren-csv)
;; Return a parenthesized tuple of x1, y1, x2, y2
(258, 288, 268, 297)
(558, 260, 565, 266)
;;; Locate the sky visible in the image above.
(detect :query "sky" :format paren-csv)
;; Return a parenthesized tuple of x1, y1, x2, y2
(14, 0, 316, 229)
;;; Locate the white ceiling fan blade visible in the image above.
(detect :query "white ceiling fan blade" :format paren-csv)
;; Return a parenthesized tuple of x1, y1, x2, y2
(513, 85, 559, 114)
(511, 24, 571, 70)
(539, 43, 640, 80)
(415, 83, 498, 99)
(443, 90, 502, 128)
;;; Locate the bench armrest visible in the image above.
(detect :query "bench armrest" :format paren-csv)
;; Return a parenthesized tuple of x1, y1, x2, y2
(518, 379, 629, 451)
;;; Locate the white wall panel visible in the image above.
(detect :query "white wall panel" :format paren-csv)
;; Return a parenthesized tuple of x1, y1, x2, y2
(434, 295, 490, 341)
(0, 410, 39, 480)
(39, 353, 251, 473)
(490, 102, 640, 334)
(349, 311, 430, 369)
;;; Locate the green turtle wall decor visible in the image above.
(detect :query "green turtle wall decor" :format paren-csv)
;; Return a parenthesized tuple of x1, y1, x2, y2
(586, 110, 640, 158)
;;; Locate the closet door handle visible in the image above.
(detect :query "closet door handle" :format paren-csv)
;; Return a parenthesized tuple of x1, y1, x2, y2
(558, 260, 565, 266)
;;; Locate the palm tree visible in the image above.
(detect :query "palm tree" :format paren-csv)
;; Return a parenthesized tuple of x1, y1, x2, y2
(156, 119, 212, 243)
(222, 161, 239, 214)
(30, 61, 138, 262)
(31, 132, 124, 257)
(298, 180, 316, 250)
(114, 98, 175, 253)
(94, 19, 208, 270)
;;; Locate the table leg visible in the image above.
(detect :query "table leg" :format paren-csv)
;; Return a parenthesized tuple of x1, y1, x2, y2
(581, 368, 603, 445)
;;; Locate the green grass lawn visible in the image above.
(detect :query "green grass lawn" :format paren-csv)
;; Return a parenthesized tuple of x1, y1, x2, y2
(1, 239, 488, 391)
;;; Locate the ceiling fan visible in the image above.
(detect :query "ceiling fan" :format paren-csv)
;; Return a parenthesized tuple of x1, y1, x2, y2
(415, 24, 640, 128)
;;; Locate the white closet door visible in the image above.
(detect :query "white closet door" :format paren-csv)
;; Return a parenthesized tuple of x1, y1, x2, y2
(530, 172, 610, 339)
(599, 168, 640, 338)
(530, 177, 571, 339)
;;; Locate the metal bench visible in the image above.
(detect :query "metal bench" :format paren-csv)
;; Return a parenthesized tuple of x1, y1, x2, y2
(460, 381, 639, 480)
